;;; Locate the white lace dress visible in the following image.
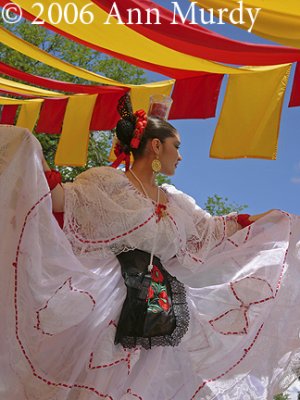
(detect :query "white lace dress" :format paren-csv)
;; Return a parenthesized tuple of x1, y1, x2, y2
(1, 125, 300, 400)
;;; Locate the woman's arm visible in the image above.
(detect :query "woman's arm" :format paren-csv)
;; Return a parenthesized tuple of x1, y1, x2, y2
(42, 156, 65, 213)
(249, 210, 275, 222)
(237, 210, 275, 229)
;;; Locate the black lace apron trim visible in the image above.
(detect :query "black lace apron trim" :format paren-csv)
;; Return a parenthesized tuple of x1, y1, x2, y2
(115, 249, 190, 350)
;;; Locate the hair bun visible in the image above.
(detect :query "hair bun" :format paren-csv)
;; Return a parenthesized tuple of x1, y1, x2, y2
(116, 118, 135, 153)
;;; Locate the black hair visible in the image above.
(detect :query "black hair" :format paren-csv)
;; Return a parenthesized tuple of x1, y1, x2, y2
(116, 116, 177, 159)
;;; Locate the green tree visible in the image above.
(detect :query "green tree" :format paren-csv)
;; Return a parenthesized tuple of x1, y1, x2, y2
(204, 194, 247, 215)
(0, 20, 146, 83)
(274, 394, 290, 400)
(0, 19, 148, 181)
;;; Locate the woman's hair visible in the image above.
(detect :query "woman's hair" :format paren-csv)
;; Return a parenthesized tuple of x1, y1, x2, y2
(116, 116, 177, 158)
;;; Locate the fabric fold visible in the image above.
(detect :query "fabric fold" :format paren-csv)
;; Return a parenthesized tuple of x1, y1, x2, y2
(0, 97, 33, 105)
(16, 99, 43, 132)
(0, 61, 126, 94)
(0, 76, 61, 97)
(35, 98, 69, 134)
(2, 127, 300, 399)
(169, 74, 224, 119)
(89, 90, 129, 131)
(0, 1, 250, 76)
(55, 94, 98, 166)
(192, 0, 300, 49)
(130, 80, 174, 112)
(97, 0, 300, 65)
(0, 105, 18, 125)
(210, 64, 292, 159)
(289, 62, 300, 107)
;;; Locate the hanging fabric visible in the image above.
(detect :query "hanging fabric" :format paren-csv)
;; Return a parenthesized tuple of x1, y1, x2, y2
(289, 62, 300, 107)
(35, 98, 69, 134)
(0, 105, 18, 125)
(210, 64, 291, 159)
(0, 76, 60, 97)
(55, 94, 98, 166)
(97, 0, 300, 65)
(0, 1, 251, 76)
(169, 74, 224, 119)
(130, 81, 174, 112)
(191, 0, 300, 49)
(16, 99, 43, 132)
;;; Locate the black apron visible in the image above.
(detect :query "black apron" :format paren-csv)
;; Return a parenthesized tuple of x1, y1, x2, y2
(115, 249, 189, 349)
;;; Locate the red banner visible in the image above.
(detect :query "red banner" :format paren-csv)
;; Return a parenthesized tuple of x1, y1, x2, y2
(97, 0, 300, 65)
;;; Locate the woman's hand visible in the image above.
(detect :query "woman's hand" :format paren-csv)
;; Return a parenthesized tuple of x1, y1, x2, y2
(249, 210, 275, 222)
(42, 154, 65, 212)
(42, 155, 51, 172)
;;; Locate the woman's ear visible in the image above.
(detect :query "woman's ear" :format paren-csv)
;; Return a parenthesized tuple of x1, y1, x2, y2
(150, 138, 161, 155)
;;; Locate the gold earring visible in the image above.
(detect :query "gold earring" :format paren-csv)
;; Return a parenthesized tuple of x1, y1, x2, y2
(152, 157, 161, 173)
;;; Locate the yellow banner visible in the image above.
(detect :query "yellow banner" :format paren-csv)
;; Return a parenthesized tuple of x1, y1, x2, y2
(210, 64, 291, 160)
(191, 0, 300, 48)
(16, 99, 43, 131)
(0, 26, 125, 87)
(0, 97, 30, 105)
(55, 94, 97, 166)
(131, 81, 174, 111)
(0, 26, 176, 92)
(0, 76, 62, 97)
(12, 1, 247, 74)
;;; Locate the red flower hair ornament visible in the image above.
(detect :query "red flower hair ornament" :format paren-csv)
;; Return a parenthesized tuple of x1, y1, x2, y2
(111, 94, 147, 171)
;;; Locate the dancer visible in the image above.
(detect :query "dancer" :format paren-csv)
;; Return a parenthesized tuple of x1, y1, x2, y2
(0, 95, 299, 400)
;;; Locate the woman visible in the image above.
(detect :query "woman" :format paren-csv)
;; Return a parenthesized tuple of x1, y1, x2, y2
(1, 96, 300, 400)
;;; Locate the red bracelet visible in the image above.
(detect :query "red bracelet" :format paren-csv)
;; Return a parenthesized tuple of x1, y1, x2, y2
(237, 214, 253, 228)
(53, 211, 64, 229)
(44, 169, 62, 191)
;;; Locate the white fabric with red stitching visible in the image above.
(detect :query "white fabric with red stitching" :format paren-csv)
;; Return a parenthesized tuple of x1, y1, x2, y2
(2, 125, 300, 400)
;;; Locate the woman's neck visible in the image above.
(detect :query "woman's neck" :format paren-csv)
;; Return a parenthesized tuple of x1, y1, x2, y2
(126, 159, 168, 205)
(129, 159, 157, 188)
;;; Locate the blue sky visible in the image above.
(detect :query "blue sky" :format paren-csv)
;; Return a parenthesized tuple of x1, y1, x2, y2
(145, 0, 300, 215)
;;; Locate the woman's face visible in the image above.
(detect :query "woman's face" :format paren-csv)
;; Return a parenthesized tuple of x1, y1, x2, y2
(159, 132, 182, 176)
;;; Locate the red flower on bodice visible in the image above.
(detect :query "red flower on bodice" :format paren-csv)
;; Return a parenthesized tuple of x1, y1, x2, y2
(151, 265, 164, 283)
(155, 203, 167, 222)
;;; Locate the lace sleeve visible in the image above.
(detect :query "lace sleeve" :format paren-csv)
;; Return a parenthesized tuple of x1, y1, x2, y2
(164, 185, 239, 264)
(191, 206, 239, 254)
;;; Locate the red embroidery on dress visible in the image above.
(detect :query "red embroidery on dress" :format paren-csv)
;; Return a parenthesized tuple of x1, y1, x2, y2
(109, 320, 117, 328)
(273, 211, 292, 294)
(126, 388, 143, 400)
(13, 193, 113, 399)
(209, 276, 275, 335)
(167, 212, 204, 264)
(208, 216, 228, 253)
(34, 277, 96, 336)
(190, 324, 264, 400)
(89, 350, 138, 376)
(89, 321, 139, 375)
(89, 352, 128, 370)
(190, 211, 292, 398)
(227, 238, 239, 248)
(227, 225, 252, 248)
(68, 213, 156, 245)
(155, 203, 167, 222)
(12, 195, 293, 400)
(214, 216, 226, 248)
(244, 225, 251, 243)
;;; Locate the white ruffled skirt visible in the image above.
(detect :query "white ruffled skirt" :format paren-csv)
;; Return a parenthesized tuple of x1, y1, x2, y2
(1, 126, 300, 400)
